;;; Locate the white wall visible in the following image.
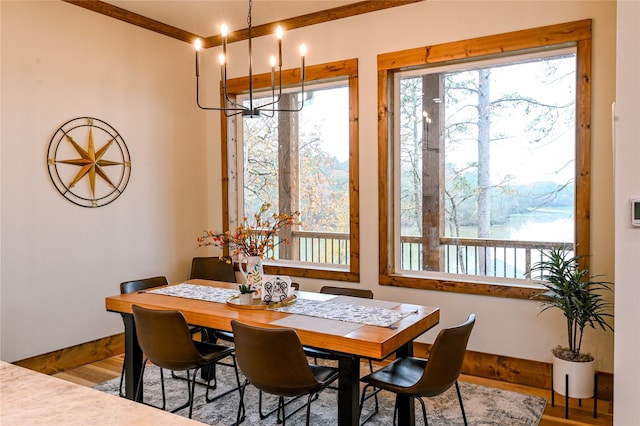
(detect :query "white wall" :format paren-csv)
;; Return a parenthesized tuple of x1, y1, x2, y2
(614, 1, 640, 423)
(0, 0, 621, 377)
(0, 1, 209, 361)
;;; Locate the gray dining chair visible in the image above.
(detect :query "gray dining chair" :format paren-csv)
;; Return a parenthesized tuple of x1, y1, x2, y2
(359, 314, 476, 426)
(231, 320, 339, 425)
(118, 276, 168, 399)
(132, 305, 242, 418)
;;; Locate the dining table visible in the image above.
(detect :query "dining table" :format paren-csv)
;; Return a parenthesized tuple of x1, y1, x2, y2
(105, 279, 440, 426)
(0, 361, 202, 425)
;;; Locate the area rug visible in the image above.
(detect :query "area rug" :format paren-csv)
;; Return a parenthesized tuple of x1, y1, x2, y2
(95, 364, 546, 425)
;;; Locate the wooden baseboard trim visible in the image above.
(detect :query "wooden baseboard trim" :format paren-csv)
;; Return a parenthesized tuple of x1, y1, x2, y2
(414, 342, 613, 402)
(13, 334, 124, 375)
(13, 333, 612, 402)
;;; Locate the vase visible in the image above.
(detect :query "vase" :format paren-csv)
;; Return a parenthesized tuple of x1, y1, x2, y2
(238, 255, 264, 298)
(552, 355, 595, 398)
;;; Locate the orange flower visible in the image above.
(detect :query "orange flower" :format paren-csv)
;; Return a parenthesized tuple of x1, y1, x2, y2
(197, 203, 301, 259)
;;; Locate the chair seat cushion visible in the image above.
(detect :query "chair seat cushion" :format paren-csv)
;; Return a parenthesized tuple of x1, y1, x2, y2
(193, 341, 235, 365)
(304, 346, 339, 360)
(214, 330, 235, 343)
(309, 364, 339, 386)
(361, 356, 427, 392)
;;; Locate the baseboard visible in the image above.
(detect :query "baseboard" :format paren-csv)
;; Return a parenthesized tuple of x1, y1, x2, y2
(414, 342, 613, 402)
(13, 333, 612, 402)
(13, 334, 124, 375)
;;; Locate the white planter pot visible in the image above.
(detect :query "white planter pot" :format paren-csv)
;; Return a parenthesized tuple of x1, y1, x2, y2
(552, 355, 595, 398)
(238, 293, 253, 305)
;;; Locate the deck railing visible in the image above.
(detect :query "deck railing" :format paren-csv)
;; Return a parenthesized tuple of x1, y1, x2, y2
(271, 230, 572, 280)
(401, 236, 573, 280)
(267, 230, 350, 265)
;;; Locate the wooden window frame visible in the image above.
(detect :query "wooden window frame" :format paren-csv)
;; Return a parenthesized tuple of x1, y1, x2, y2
(378, 20, 592, 299)
(221, 59, 360, 282)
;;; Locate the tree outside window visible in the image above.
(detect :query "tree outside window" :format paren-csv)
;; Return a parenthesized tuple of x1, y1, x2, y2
(378, 20, 592, 299)
(397, 51, 576, 280)
(222, 59, 360, 282)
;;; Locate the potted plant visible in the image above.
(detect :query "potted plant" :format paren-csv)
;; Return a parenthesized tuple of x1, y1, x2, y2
(237, 284, 254, 305)
(530, 248, 614, 398)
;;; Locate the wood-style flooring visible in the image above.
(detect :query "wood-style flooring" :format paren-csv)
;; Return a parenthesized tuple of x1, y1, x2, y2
(53, 355, 613, 426)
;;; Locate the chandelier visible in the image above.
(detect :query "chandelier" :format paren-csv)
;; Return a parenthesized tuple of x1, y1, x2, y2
(194, 0, 306, 118)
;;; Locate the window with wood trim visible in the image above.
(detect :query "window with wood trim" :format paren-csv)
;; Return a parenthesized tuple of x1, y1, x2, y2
(222, 59, 359, 282)
(378, 20, 591, 299)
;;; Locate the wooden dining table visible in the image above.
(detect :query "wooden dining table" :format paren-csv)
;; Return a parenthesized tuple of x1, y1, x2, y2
(105, 279, 440, 426)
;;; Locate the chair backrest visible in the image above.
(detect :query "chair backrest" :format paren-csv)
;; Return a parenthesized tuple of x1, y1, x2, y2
(414, 314, 476, 397)
(320, 285, 373, 299)
(231, 320, 320, 397)
(120, 276, 168, 295)
(190, 257, 237, 283)
(131, 305, 205, 371)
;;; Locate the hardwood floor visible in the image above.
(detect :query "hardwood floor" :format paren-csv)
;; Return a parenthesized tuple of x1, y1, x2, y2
(53, 355, 613, 426)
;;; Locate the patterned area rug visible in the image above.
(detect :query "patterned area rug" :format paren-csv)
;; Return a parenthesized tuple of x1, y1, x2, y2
(95, 362, 546, 425)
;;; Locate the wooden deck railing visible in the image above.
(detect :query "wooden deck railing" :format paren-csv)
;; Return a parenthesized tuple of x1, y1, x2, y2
(400, 236, 573, 279)
(270, 230, 572, 280)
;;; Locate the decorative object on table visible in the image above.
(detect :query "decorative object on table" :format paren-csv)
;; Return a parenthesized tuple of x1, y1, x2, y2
(261, 275, 293, 302)
(47, 117, 131, 208)
(238, 284, 254, 305)
(226, 293, 297, 310)
(238, 256, 264, 298)
(530, 248, 614, 401)
(197, 203, 300, 296)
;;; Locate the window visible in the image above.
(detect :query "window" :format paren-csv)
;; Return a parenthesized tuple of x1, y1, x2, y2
(378, 20, 592, 298)
(222, 59, 359, 281)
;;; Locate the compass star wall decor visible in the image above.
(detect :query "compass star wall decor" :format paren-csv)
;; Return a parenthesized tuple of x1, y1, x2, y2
(47, 117, 131, 208)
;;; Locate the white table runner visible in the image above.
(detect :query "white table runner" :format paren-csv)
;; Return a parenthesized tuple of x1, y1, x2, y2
(147, 283, 415, 328)
(147, 283, 236, 303)
(271, 298, 415, 328)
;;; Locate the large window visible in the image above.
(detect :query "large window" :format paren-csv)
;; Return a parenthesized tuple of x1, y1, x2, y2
(222, 59, 359, 281)
(379, 20, 592, 298)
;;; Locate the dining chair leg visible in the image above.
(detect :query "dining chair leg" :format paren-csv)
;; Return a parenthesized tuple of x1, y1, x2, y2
(279, 396, 286, 426)
(359, 383, 380, 426)
(205, 354, 243, 422)
(159, 367, 166, 410)
(368, 359, 380, 412)
(188, 369, 195, 419)
(118, 362, 125, 397)
(415, 395, 429, 426)
(168, 368, 199, 417)
(235, 379, 250, 426)
(133, 358, 168, 411)
(455, 380, 468, 426)
(305, 393, 315, 426)
(134, 358, 147, 403)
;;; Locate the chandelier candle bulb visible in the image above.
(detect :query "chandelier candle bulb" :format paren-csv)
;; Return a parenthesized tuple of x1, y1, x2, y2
(221, 23, 228, 60)
(194, 38, 202, 77)
(276, 26, 283, 67)
(270, 55, 276, 86)
(300, 44, 306, 80)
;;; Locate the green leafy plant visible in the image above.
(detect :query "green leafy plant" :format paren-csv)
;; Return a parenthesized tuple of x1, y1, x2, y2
(238, 284, 254, 294)
(530, 248, 614, 362)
